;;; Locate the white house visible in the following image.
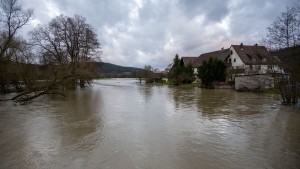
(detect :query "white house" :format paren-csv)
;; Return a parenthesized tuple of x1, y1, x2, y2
(180, 43, 282, 77)
(225, 43, 282, 74)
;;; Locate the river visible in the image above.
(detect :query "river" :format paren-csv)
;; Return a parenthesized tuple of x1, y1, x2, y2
(0, 78, 300, 169)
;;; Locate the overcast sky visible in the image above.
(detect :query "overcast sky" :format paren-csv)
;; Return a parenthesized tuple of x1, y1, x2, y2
(19, 0, 292, 69)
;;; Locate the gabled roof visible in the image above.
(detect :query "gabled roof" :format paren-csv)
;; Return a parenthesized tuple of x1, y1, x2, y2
(231, 44, 281, 65)
(181, 49, 231, 68)
(198, 48, 230, 66)
(200, 48, 230, 61)
(181, 56, 199, 68)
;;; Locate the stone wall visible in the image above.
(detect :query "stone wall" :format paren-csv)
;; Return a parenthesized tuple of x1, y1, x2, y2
(235, 74, 274, 90)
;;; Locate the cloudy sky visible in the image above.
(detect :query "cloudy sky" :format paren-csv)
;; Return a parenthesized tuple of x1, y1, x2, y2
(19, 0, 292, 69)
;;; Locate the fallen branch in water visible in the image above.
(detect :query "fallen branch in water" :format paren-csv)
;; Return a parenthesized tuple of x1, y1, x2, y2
(0, 74, 75, 103)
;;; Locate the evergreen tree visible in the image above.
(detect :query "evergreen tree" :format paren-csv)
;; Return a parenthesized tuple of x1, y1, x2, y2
(168, 54, 196, 85)
(182, 63, 195, 84)
(168, 54, 183, 85)
(197, 58, 226, 88)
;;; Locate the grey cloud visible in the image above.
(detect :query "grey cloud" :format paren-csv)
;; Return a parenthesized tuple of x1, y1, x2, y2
(178, 0, 230, 22)
(18, 0, 292, 69)
(228, 0, 290, 42)
(59, 0, 131, 25)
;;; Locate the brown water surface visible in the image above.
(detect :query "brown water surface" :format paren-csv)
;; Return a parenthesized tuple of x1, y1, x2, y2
(0, 78, 300, 169)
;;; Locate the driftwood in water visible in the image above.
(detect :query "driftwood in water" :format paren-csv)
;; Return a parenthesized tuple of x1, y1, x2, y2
(0, 75, 75, 103)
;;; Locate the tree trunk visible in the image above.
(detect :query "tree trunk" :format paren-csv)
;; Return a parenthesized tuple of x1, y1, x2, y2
(0, 83, 6, 94)
(80, 79, 85, 88)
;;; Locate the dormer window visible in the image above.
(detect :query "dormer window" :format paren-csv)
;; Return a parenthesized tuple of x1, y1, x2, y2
(262, 58, 267, 62)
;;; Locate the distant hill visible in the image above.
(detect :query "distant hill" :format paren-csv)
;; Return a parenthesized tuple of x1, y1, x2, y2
(91, 62, 144, 74)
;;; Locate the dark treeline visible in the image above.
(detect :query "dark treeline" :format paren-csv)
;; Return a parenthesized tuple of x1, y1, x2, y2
(0, 0, 101, 102)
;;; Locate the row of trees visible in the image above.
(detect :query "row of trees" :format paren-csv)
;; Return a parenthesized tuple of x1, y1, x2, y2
(0, 0, 101, 102)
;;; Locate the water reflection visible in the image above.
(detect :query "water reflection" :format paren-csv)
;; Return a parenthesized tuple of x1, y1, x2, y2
(0, 88, 104, 168)
(0, 79, 299, 169)
(137, 83, 153, 103)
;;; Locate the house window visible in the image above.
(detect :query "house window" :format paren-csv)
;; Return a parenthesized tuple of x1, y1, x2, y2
(234, 58, 236, 62)
(262, 58, 267, 62)
(250, 65, 253, 70)
(229, 59, 231, 63)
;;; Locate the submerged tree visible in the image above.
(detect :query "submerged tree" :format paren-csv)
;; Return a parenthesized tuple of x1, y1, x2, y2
(197, 58, 226, 88)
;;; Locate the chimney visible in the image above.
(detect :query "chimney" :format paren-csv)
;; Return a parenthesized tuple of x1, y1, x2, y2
(254, 43, 258, 46)
(221, 47, 224, 51)
(240, 43, 243, 48)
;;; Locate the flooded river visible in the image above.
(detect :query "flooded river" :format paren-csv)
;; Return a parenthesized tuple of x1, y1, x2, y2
(0, 78, 300, 169)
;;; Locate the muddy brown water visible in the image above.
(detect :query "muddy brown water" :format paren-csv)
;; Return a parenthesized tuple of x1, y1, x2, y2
(0, 78, 300, 169)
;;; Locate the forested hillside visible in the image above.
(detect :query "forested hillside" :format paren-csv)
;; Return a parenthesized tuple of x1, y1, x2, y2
(92, 62, 143, 74)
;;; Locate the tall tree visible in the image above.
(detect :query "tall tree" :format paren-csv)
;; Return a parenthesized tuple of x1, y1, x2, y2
(168, 54, 196, 85)
(0, 0, 33, 93)
(30, 15, 101, 88)
(261, 3, 300, 104)
(168, 54, 183, 85)
(182, 63, 195, 84)
(263, 6, 299, 49)
(197, 58, 226, 88)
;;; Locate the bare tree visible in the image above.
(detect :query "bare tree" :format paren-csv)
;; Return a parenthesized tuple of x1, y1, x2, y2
(0, 0, 33, 93)
(30, 15, 101, 89)
(263, 6, 299, 49)
(0, 0, 33, 59)
(261, 4, 300, 104)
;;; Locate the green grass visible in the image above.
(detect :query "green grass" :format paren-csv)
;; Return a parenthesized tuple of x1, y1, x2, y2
(260, 88, 279, 94)
(147, 80, 200, 88)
